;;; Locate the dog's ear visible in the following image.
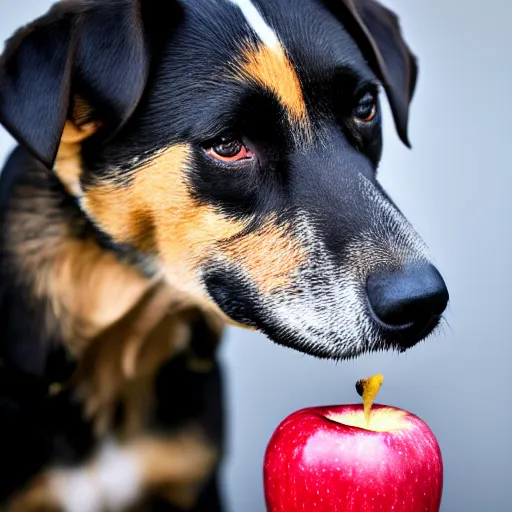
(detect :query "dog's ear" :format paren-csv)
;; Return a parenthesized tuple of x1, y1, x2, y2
(0, 0, 164, 168)
(325, 0, 418, 147)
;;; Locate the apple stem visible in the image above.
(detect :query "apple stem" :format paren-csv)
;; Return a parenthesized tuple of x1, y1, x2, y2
(356, 374, 384, 426)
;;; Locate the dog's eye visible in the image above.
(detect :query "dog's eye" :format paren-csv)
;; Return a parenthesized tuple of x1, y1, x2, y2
(354, 92, 377, 123)
(206, 136, 253, 163)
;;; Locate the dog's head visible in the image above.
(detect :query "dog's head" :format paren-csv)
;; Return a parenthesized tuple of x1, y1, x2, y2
(0, 0, 448, 360)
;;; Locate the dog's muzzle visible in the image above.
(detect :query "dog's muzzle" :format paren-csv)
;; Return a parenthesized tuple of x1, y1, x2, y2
(203, 173, 449, 361)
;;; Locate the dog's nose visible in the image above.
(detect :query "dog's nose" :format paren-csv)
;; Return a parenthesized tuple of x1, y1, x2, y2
(366, 263, 449, 328)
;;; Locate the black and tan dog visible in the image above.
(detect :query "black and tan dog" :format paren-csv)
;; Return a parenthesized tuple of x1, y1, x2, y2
(0, 0, 449, 510)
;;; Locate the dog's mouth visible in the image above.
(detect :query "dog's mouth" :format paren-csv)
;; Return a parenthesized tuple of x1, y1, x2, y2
(363, 294, 446, 352)
(366, 312, 443, 352)
(204, 262, 447, 361)
(253, 307, 444, 361)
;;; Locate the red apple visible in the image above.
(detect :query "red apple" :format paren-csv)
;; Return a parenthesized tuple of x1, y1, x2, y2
(264, 399, 443, 511)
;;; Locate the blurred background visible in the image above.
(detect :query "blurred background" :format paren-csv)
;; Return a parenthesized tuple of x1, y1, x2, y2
(1, 0, 511, 510)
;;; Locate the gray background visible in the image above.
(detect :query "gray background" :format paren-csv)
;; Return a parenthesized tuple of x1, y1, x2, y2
(1, 0, 511, 510)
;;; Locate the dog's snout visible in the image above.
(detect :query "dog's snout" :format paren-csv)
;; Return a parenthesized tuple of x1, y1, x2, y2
(366, 262, 449, 330)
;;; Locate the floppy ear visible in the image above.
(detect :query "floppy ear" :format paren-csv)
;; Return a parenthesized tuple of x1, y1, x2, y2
(325, 0, 418, 147)
(0, 0, 151, 168)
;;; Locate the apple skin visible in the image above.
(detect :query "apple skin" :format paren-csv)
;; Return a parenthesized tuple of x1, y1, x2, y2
(264, 404, 443, 512)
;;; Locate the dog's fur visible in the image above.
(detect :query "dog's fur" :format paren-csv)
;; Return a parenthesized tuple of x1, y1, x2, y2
(0, 0, 446, 510)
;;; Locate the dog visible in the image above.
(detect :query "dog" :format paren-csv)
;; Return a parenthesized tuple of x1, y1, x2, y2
(0, 0, 449, 510)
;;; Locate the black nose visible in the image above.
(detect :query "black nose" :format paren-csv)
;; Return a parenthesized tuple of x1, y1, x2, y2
(366, 263, 449, 327)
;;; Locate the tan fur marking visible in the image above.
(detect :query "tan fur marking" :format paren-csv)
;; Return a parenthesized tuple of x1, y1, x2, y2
(8, 188, 154, 355)
(54, 120, 99, 197)
(36, 238, 154, 354)
(83, 145, 247, 298)
(84, 145, 307, 300)
(222, 218, 306, 294)
(135, 431, 217, 489)
(73, 287, 199, 436)
(235, 41, 308, 126)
